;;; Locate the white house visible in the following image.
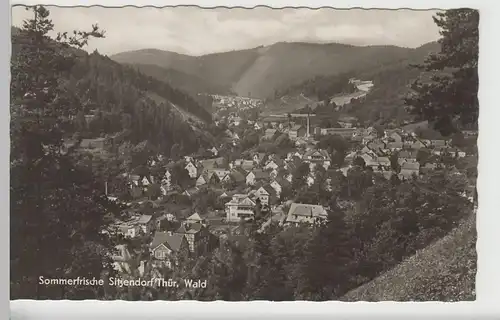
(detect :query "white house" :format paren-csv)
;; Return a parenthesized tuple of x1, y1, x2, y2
(250, 186, 270, 206)
(264, 160, 279, 171)
(225, 194, 256, 222)
(185, 162, 198, 179)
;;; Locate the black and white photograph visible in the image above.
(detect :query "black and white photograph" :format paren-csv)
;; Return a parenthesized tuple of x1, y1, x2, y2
(10, 4, 478, 302)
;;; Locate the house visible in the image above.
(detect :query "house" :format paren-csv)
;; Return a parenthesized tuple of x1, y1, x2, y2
(199, 157, 225, 170)
(398, 150, 418, 165)
(253, 153, 267, 165)
(225, 169, 246, 185)
(225, 194, 256, 222)
(241, 160, 255, 172)
(184, 161, 198, 178)
(367, 141, 386, 154)
(210, 147, 219, 156)
(111, 244, 134, 275)
(411, 140, 426, 150)
(339, 166, 351, 177)
(319, 127, 356, 138)
(288, 125, 307, 140)
(432, 146, 447, 156)
(137, 214, 154, 234)
(249, 186, 270, 206)
(195, 173, 208, 187)
(264, 160, 280, 171)
(185, 212, 204, 225)
(264, 128, 278, 140)
(376, 157, 391, 168)
(208, 168, 230, 181)
(430, 140, 446, 148)
(285, 203, 328, 225)
(381, 170, 393, 180)
(175, 223, 216, 255)
(387, 141, 403, 151)
(117, 223, 141, 238)
(141, 176, 152, 187)
(399, 162, 420, 180)
(302, 149, 332, 170)
(246, 169, 270, 185)
(150, 231, 189, 268)
(387, 131, 403, 143)
(359, 153, 377, 167)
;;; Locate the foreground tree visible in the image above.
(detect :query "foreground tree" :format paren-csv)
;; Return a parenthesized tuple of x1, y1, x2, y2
(10, 6, 117, 299)
(405, 9, 479, 135)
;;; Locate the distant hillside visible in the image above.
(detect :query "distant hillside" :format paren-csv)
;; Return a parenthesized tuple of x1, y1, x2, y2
(129, 63, 232, 96)
(111, 42, 438, 99)
(11, 26, 214, 155)
(341, 41, 441, 126)
(342, 213, 476, 301)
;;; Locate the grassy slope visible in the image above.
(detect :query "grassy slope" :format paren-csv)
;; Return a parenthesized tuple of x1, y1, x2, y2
(341, 213, 476, 302)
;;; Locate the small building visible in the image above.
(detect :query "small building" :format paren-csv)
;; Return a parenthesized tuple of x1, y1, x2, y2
(150, 232, 189, 268)
(399, 162, 420, 180)
(185, 161, 198, 179)
(288, 125, 307, 140)
(285, 203, 328, 225)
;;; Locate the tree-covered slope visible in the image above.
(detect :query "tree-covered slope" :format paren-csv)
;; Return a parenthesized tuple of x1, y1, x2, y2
(12, 26, 214, 156)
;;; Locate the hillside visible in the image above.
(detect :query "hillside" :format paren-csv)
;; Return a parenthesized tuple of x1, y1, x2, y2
(111, 42, 435, 99)
(344, 41, 441, 125)
(129, 63, 232, 96)
(11, 26, 214, 156)
(341, 213, 476, 301)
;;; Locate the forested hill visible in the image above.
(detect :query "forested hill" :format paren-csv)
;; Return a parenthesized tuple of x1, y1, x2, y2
(129, 63, 233, 97)
(11, 26, 214, 155)
(274, 72, 357, 101)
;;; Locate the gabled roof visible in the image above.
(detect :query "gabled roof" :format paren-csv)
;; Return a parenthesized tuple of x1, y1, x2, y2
(150, 231, 185, 252)
(229, 169, 246, 182)
(251, 169, 270, 180)
(186, 213, 202, 221)
(199, 157, 225, 170)
(137, 215, 152, 224)
(399, 150, 418, 159)
(303, 149, 331, 160)
(287, 203, 327, 218)
(377, 157, 391, 165)
(401, 162, 420, 170)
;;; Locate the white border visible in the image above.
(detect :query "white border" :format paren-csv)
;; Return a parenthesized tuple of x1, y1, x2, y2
(5, 0, 500, 319)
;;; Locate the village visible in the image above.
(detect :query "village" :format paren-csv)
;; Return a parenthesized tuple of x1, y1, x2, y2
(75, 99, 478, 278)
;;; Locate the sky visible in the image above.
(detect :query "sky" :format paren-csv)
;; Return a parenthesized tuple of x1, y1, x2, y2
(11, 5, 441, 56)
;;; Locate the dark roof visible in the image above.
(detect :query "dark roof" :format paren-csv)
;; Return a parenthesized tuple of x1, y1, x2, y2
(252, 169, 270, 180)
(150, 232, 185, 252)
(230, 169, 246, 182)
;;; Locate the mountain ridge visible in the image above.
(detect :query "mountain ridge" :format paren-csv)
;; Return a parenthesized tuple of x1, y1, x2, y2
(111, 41, 440, 99)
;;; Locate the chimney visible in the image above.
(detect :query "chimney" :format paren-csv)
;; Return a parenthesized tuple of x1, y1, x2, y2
(306, 113, 310, 138)
(105, 181, 108, 195)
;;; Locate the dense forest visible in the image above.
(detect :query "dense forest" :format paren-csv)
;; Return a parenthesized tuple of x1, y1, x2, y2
(12, 26, 214, 158)
(276, 72, 357, 101)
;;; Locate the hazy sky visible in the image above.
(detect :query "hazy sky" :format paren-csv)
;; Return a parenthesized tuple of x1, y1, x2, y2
(11, 6, 441, 56)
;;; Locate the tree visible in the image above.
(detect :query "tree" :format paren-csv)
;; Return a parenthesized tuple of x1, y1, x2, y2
(10, 6, 116, 299)
(171, 162, 192, 190)
(405, 9, 479, 135)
